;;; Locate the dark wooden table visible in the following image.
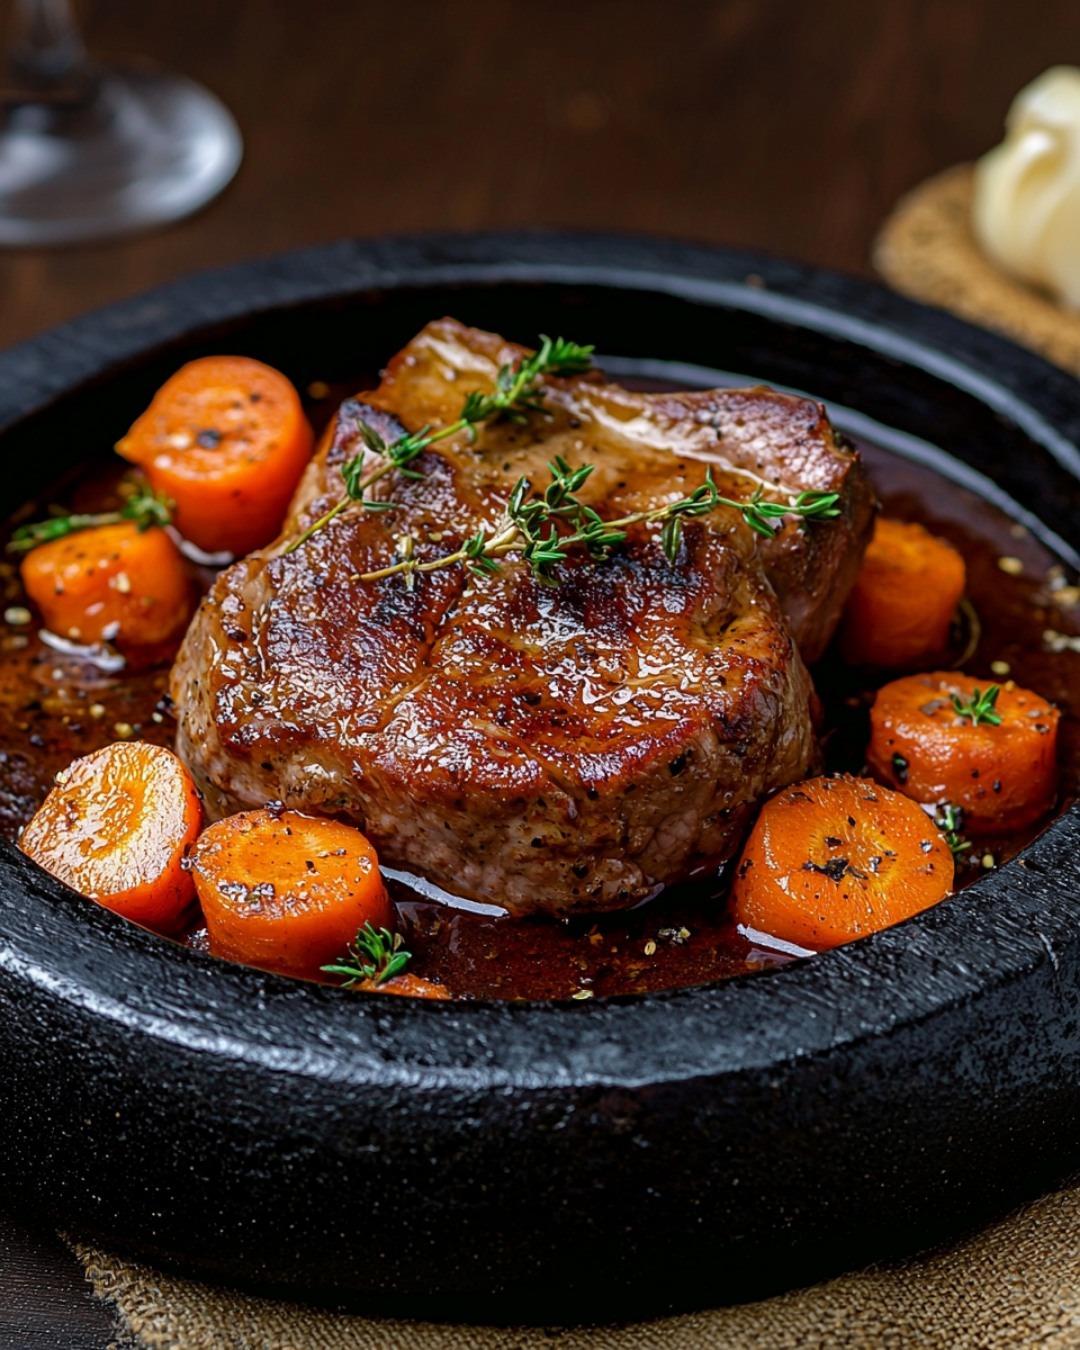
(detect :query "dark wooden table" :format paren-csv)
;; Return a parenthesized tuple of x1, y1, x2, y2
(3, 1, 1080, 1343)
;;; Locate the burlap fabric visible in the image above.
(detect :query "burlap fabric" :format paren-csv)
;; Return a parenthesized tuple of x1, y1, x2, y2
(874, 163, 1080, 379)
(72, 1173, 1080, 1349)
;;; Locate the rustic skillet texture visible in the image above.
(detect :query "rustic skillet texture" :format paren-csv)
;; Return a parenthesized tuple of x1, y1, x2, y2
(172, 320, 872, 915)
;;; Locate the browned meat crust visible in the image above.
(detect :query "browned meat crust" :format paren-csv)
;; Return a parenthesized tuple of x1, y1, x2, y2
(368, 321, 875, 663)
(171, 321, 872, 917)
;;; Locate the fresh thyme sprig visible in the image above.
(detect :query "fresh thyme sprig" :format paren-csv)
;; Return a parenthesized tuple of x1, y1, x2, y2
(285, 335, 596, 554)
(459, 335, 595, 429)
(357, 458, 841, 587)
(737, 486, 842, 538)
(321, 922, 412, 988)
(934, 803, 971, 861)
(7, 484, 173, 553)
(950, 684, 1002, 727)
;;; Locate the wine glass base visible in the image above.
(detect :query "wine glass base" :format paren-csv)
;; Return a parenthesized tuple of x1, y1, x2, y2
(0, 60, 243, 247)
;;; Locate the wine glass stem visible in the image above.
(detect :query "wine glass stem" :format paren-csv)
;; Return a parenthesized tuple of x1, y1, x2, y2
(9, 0, 87, 92)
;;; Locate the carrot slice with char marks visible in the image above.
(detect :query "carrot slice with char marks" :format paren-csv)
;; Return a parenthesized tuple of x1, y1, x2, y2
(18, 742, 202, 933)
(191, 809, 393, 979)
(20, 521, 193, 652)
(840, 518, 966, 669)
(868, 672, 1059, 833)
(731, 774, 954, 951)
(116, 356, 314, 557)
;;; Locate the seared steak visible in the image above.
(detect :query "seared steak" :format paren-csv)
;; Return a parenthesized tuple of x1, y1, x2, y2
(367, 322, 874, 664)
(172, 321, 872, 917)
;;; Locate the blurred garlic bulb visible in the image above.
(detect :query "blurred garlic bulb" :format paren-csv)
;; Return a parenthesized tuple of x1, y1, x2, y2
(973, 66, 1080, 311)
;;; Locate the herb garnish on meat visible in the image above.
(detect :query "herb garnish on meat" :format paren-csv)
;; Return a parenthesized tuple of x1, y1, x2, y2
(286, 335, 596, 552)
(287, 332, 842, 570)
(357, 458, 841, 587)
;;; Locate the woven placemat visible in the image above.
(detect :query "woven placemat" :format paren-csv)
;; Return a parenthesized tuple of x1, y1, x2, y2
(72, 1174, 1080, 1350)
(874, 163, 1080, 379)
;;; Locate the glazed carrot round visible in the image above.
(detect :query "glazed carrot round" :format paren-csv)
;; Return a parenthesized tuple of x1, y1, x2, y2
(116, 356, 314, 556)
(868, 672, 1059, 833)
(20, 521, 194, 652)
(840, 517, 966, 669)
(18, 742, 202, 933)
(191, 809, 393, 979)
(731, 775, 954, 951)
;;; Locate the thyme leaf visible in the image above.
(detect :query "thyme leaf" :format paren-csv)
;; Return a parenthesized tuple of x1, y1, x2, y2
(321, 921, 412, 988)
(934, 803, 972, 861)
(950, 684, 1002, 727)
(737, 486, 842, 538)
(7, 484, 174, 553)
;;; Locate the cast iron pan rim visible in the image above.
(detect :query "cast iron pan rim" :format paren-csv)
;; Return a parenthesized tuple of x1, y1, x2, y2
(4, 227, 1080, 454)
(2, 229, 1079, 1091)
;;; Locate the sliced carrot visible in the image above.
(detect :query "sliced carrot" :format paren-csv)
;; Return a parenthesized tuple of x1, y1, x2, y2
(191, 809, 393, 979)
(731, 774, 954, 951)
(840, 518, 966, 668)
(20, 521, 194, 653)
(358, 972, 451, 1000)
(18, 742, 202, 933)
(868, 672, 1059, 833)
(116, 356, 314, 556)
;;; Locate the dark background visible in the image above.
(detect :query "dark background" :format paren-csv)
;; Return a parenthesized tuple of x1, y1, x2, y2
(3, 0, 1080, 349)
(2, 1, 1080, 1344)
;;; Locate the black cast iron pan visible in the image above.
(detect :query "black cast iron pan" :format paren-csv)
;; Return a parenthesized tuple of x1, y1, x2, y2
(1, 233, 1080, 1322)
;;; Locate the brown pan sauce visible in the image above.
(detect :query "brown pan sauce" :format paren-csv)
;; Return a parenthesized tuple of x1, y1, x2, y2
(2, 402, 1078, 1001)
